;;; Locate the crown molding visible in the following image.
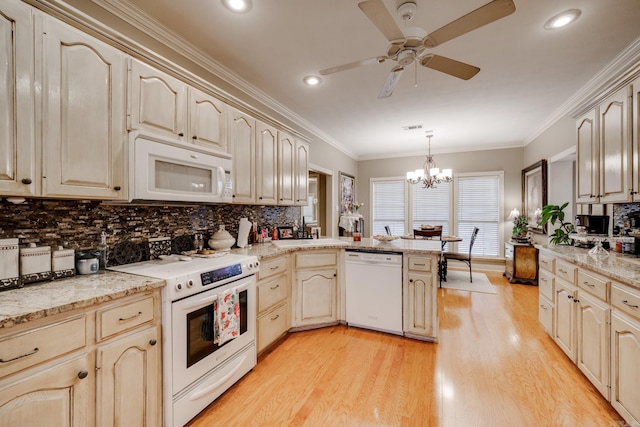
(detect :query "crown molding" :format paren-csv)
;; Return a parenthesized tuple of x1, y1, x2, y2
(525, 36, 640, 145)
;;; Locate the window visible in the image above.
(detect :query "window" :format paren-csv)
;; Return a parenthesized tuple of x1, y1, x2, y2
(454, 173, 502, 257)
(371, 178, 405, 236)
(370, 172, 503, 257)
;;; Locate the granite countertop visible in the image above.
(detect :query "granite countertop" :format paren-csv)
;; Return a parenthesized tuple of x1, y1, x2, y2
(0, 271, 164, 330)
(536, 244, 640, 291)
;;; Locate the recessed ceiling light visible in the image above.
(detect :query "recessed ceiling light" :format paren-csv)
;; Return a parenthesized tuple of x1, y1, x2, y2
(544, 9, 581, 30)
(221, 0, 252, 13)
(303, 75, 322, 86)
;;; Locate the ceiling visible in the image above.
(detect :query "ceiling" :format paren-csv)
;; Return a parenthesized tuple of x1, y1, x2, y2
(100, 0, 640, 159)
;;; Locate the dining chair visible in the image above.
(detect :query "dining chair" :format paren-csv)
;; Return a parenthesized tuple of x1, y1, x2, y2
(384, 225, 392, 236)
(413, 227, 442, 240)
(444, 227, 480, 282)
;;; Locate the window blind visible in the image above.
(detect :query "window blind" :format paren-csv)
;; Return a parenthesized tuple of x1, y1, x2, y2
(372, 179, 405, 236)
(457, 174, 501, 257)
(412, 182, 450, 236)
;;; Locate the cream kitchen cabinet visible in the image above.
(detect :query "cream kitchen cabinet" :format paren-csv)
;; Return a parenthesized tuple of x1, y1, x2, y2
(576, 290, 610, 399)
(292, 250, 338, 327)
(295, 139, 310, 206)
(256, 255, 290, 353)
(0, 290, 162, 427)
(229, 107, 256, 204)
(42, 16, 127, 200)
(256, 122, 279, 205)
(537, 252, 555, 335)
(576, 86, 631, 204)
(278, 132, 296, 205)
(554, 271, 578, 361)
(610, 282, 640, 426)
(0, 0, 36, 197)
(631, 75, 640, 202)
(403, 254, 438, 340)
(189, 87, 228, 152)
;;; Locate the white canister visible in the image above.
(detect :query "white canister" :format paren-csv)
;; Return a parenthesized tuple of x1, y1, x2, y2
(52, 246, 75, 279)
(0, 238, 20, 290)
(20, 243, 52, 284)
(76, 257, 99, 275)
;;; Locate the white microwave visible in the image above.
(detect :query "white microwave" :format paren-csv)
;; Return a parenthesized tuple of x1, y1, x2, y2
(129, 131, 233, 203)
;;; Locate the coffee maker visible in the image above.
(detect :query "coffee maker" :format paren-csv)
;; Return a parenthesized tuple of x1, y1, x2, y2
(575, 215, 609, 235)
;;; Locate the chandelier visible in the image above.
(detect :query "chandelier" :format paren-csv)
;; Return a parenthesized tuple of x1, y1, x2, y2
(406, 134, 453, 188)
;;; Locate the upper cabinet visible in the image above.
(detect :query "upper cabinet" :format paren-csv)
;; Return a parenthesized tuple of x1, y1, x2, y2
(42, 17, 127, 199)
(278, 132, 295, 205)
(229, 107, 256, 204)
(128, 59, 188, 140)
(188, 87, 227, 152)
(256, 122, 279, 205)
(295, 140, 309, 206)
(631, 75, 640, 202)
(576, 85, 631, 204)
(0, 0, 35, 196)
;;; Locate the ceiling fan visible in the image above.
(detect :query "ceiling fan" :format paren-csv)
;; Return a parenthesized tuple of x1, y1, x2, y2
(319, 0, 516, 98)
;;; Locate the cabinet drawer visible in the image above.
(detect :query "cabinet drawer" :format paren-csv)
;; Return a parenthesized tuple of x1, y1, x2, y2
(539, 269, 555, 301)
(257, 274, 288, 314)
(0, 316, 86, 377)
(538, 252, 555, 273)
(258, 255, 288, 281)
(577, 269, 609, 302)
(555, 260, 576, 284)
(408, 256, 432, 272)
(257, 302, 288, 353)
(295, 250, 337, 269)
(538, 296, 553, 335)
(505, 243, 514, 260)
(611, 283, 640, 321)
(96, 295, 155, 341)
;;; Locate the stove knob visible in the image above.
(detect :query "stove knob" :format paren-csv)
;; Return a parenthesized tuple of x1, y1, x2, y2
(255, 260, 260, 268)
(175, 283, 183, 291)
(187, 280, 194, 288)
(248, 262, 255, 269)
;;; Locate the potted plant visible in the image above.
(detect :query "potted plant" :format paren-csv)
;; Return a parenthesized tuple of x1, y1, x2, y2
(511, 214, 529, 241)
(540, 202, 575, 245)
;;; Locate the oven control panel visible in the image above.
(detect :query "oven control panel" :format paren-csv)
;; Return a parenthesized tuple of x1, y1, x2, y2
(200, 263, 243, 286)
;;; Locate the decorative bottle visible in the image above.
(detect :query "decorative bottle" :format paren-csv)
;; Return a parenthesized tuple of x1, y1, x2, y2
(97, 232, 109, 270)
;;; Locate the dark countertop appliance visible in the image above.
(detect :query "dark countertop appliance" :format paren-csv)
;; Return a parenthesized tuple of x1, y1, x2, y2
(575, 215, 609, 235)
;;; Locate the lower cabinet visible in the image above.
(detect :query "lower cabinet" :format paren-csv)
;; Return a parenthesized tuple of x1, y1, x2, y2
(256, 255, 290, 353)
(403, 254, 437, 340)
(0, 290, 162, 426)
(553, 278, 578, 361)
(292, 250, 338, 328)
(576, 291, 610, 399)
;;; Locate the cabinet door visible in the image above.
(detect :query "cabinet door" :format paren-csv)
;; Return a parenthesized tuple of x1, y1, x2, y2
(0, 355, 92, 427)
(0, 0, 36, 196)
(229, 108, 255, 203)
(631, 75, 640, 202)
(278, 132, 295, 205)
(257, 302, 288, 354)
(514, 245, 538, 281)
(96, 326, 162, 427)
(129, 59, 187, 139)
(599, 87, 630, 203)
(538, 295, 553, 335)
(256, 121, 278, 205)
(295, 140, 309, 206)
(576, 110, 598, 203)
(42, 18, 126, 199)
(404, 270, 435, 338)
(576, 292, 610, 399)
(188, 87, 227, 152)
(553, 280, 577, 361)
(294, 268, 337, 326)
(611, 312, 640, 426)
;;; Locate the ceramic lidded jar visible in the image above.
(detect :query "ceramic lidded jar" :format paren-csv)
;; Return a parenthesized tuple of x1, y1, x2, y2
(208, 225, 235, 251)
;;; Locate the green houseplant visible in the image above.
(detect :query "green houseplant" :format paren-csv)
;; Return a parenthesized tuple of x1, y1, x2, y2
(512, 215, 528, 239)
(540, 203, 574, 245)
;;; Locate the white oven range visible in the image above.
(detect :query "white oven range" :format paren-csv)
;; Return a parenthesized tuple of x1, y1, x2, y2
(109, 253, 259, 426)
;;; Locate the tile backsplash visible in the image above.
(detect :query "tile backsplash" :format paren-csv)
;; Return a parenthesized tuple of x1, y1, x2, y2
(0, 199, 301, 265)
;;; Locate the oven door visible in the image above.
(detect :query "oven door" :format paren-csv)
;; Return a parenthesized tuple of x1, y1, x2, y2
(171, 275, 255, 394)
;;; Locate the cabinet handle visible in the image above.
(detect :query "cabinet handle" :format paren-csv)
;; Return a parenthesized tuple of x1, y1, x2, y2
(271, 314, 280, 321)
(178, 132, 184, 137)
(270, 284, 280, 290)
(558, 268, 567, 274)
(567, 295, 573, 299)
(21, 178, 32, 185)
(119, 311, 142, 322)
(622, 300, 639, 309)
(409, 279, 414, 283)
(114, 186, 121, 191)
(77, 370, 88, 379)
(583, 281, 595, 287)
(540, 304, 548, 310)
(414, 263, 426, 266)
(259, 197, 263, 200)
(573, 298, 580, 303)
(192, 135, 198, 140)
(270, 266, 280, 271)
(333, 273, 337, 277)
(0, 347, 39, 363)
(149, 339, 157, 346)
(190, 154, 198, 159)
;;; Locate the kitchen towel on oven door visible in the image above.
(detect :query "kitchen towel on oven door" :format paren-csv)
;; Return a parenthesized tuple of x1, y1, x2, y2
(217, 288, 240, 345)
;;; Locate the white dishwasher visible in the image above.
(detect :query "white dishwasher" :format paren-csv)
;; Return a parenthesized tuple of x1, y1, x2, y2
(345, 249, 403, 335)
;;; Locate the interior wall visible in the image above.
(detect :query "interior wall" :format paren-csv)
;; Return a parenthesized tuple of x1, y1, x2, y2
(357, 147, 525, 240)
(523, 116, 575, 166)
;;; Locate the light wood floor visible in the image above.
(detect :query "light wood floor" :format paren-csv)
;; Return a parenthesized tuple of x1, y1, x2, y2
(188, 271, 624, 426)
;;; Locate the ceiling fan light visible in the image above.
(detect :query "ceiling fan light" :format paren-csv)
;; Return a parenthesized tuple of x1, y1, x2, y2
(544, 9, 580, 30)
(303, 75, 322, 86)
(221, 0, 252, 13)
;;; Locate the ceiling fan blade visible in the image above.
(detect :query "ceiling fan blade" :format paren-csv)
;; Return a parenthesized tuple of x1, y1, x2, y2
(420, 54, 480, 80)
(378, 66, 405, 99)
(319, 56, 387, 76)
(423, 0, 516, 48)
(358, 0, 405, 42)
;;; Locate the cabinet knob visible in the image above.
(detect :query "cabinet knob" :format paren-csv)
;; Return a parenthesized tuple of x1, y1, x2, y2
(77, 370, 89, 379)
(149, 339, 157, 346)
(178, 132, 184, 137)
(409, 279, 414, 282)
(333, 273, 337, 277)
(21, 178, 32, 185)
(114, 186, 121, 191)
(567, 295, 573, 299)
(259, 197, 263, 200)
(192, 135, 198, 140)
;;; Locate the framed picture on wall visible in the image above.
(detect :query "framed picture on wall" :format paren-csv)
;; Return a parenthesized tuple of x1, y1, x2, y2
(522, 160, 547, 234)
(339, 172, 355, 215)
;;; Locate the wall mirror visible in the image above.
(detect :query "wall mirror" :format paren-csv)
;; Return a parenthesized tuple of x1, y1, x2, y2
(522, 160, 547, 234)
